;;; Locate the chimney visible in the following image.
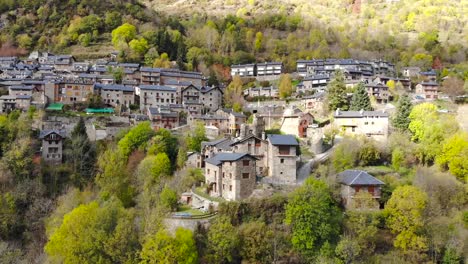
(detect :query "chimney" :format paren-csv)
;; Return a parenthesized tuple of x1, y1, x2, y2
(335, 108, 340, 116)
(261, 131, 266, 140)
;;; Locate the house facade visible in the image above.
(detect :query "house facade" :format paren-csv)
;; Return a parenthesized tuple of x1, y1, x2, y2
(415, 81, 439, 99)
(40, 129, 66, 164)
(204, 153, 257, 201)
(333, 109, 389, 142)
(139, 85, 177, 111)
(338, 170, 384, 209)
(147, 107, 179, 129)
(94, 84, 135, 108)
(266, 134, 299, 184)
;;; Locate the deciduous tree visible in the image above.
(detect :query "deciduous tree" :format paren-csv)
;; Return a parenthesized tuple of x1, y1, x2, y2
(285, 178, 341, 260)
(278, 74, 293, 99)
(384, 185, 428, 252)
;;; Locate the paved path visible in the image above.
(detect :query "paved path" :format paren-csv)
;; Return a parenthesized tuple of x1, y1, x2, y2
(296, 138, 341, 184)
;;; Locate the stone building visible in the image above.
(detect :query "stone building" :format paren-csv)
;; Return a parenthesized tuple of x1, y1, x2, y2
(280, 108, 314, 138)
(94, 84, 135, 108)
(139, 85, 177, 111)
(39, 129, 66, 164)
(338, 170, 384, 209)
(204, 153, 257, 201)
(147, 106, 179, 129)
(415, 81, 439, 100)
(266, 134, 299, 184)
(333, 109, 389, 142)
(231, 134, 268, 176)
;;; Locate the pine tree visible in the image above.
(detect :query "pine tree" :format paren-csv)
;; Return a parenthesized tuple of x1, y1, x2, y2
(350, 82, 372, 111)
(326, 71, 349, 111)
(392, 94, 413, 131)
(176, 37, 186, 70)
(71, 117, 87, 138)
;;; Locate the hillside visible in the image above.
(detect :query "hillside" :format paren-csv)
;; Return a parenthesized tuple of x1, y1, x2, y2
(0, 0, 466, 78)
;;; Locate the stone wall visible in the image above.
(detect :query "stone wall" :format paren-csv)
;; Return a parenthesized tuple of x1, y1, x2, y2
(268, 144, 297, 184)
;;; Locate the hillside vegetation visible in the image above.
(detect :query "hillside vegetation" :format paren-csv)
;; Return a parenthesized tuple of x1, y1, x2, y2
(0, 0, 467, 77)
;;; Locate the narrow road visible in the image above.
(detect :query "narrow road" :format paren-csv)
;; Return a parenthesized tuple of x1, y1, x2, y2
(296, 137, 341, 184)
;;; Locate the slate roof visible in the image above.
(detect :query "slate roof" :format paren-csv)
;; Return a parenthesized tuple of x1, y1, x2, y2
(39, 129, 66, 139)
(267, 134, 299, 146)
(139, 85, 176, 92)
(10, 85, 33, 90)
(334, 110, 389, 118)
(205, 153, 256, 166)
(16, 95, 31, 99)
(338, 170, 384, 186)
(201, 138, 233, 151)
(94, 84, 134, 92)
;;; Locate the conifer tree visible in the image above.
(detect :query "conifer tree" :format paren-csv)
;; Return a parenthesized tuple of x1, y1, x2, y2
(326, 71, 349, 111)
(350, 83, 372, 111)
(392, 95, 413, 131)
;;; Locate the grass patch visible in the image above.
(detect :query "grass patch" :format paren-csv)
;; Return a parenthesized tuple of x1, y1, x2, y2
(193, 187, 225, 203)
(177, 205, 207, 216)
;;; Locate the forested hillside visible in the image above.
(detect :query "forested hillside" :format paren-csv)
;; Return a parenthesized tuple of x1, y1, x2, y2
(0, 0, 467, 79)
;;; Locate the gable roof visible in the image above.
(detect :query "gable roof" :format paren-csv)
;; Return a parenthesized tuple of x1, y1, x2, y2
(338, 170, 384, 186)
(205, 153, 257, 166)
(334, 109, 389, 118)
(267, 134, 299, 146)
(201, 138, 233, 151)
(39, 129, 66, 139)
(230, 135, 264, 146)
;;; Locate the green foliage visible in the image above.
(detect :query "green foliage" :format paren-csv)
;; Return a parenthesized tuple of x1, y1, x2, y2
(350, 82, 372, 111)
(358, 139, 381, 166)
(392, 95, 413, 131)
(118, 121, 155, 158)
(45, 200, 139, 264)
(187, 121, 208, 152)
(206, 216, 239, 263)
(0, 193, 20, 239)
(95, 147, 135, 207)
(435, 132, 468, 182)
(331, 138, 359, 172)
(159, 186, 178, 212)
(285, 178, 341, 260)
(129, 38, 149, 57)
(278, 74, 293, 99)
(112, 23, 137, 48)
(239, 221, 274, 263)
(384, 185, 428, 253)
(66, 119, 96, 188)
(140, 228, 198, 264)
(392, 148, 405, 171)
(327, 71, 349, 111)
(138, 153, 172, 185)
(224, 75, 244, 109)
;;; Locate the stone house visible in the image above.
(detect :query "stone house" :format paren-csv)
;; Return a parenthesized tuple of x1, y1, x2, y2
(201, 138, 233, 160)
(415, 81, 439, 99)
(280, 108, 314, 138)
(186, 151, 203, 168)
(266, 134, 299, 184)
(419, 70, 437, 82)
(365, 82, 390, 103)
(402, 67, 421, 78)
(140, 67, 161, 85)
(0, 95, 17, 113)
(94, 84, 135, 108)
(8, 85, 33, 97)
(188, 114, 229, 134)
(39, 129, 66, 164)
(298, 75, 330, 93)
(51, 80, 94, 104)
(147, 106, 179, 129)
(204, 153, 257, 201)
(139, 85, 177, 111)
(300, 92, 325, 112)
(338, 170, 384, 209)
(333, 109, 389, 142)
(159, 70, 204, 87)
(216, 109, 246, 136)
(200, 86, 223, 112)
(230, 134, 268, 176)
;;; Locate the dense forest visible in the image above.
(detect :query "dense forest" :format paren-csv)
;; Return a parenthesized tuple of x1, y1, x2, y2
(0, 0, 467, 80)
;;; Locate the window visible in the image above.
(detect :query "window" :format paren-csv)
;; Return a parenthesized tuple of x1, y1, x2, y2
(364, 122, 368, 125)
(222, 173, 225, 178)
(222, 184, 225, 190)
(229, 185, 232, 191)
(243, 160, 250, 166)
(207, 169, 210, 174)
(278, 146, 290, 155)
(229, 173, 232, 179)
(242, 173, 249, 179)
(280, 159, 284, 164)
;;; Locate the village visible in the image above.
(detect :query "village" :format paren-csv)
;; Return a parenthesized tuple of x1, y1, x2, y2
(0, 51, 452, 215)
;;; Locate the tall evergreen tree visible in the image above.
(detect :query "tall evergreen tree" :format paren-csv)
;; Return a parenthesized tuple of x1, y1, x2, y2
(176, 37, 186, 70)
(67, 118, 96, 188)
(350, 83, 372, 111)
(392, 94, 413, 131)
(326, 71, 349, 111)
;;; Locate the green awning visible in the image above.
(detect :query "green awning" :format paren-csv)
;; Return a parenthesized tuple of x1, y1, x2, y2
(85, 108, 114, 114)
(46, 103, 64, 111)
